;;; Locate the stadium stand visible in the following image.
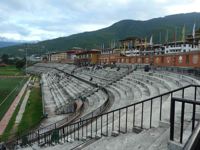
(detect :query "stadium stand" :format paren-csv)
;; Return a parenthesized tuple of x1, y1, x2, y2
(3, 63, 200, 150)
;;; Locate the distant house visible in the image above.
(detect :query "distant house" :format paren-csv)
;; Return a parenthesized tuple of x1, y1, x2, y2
(46, 49, 84, 63)
(47, 51, 67, 62)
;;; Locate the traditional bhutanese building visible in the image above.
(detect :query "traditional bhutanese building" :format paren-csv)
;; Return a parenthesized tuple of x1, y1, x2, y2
(48, 51, 67, 62)
(163, 29, 200, 54)
(186, 29, 200, 44)
(65, 49, 83, 63)
(119, 37, 144, 49)
(74, 49, 101, 66)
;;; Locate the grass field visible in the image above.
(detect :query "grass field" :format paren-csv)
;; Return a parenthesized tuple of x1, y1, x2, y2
(0, 77, 27, 121)
(0, 91, 26, 141)
(17, 86, 43, 134)
(0, 66, 24, 76)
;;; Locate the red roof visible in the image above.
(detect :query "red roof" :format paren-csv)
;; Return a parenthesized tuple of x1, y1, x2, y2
(66, 50, 83, 54)
(76, 50, 101, 55)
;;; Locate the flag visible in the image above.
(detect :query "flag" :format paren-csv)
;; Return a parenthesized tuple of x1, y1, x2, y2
(182, 25, 185, 42)
(192, 23, 196, 39)
(165, 30, 168, 43)
(174, 27, 177, 43)
(159, 32, 162, 44)
(149, 35, 153, 46)
(144, 37, 147, 48)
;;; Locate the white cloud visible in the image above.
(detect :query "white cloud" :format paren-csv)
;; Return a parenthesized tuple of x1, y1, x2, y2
(0, 0, 199, 41)
(165, 0, 200, 14)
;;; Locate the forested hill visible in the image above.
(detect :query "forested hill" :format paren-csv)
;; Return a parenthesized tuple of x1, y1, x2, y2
(0, 12, 200, 56)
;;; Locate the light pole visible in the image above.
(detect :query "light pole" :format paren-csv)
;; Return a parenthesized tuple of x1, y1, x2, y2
(25, 45, 28, 75)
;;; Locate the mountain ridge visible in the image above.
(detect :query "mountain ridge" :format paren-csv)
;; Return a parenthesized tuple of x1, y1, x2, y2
(0, 12, 200, 56)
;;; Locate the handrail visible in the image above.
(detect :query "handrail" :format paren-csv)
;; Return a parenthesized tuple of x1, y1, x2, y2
(184, 122, 200, 150)
(170, 96, 200, 147)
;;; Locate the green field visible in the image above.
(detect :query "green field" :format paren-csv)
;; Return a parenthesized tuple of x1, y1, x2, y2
(17, 87, 43, 135)
(0, 91, 26, 141)
(0, 77, 27, 121)
(0, 66, 24, 76)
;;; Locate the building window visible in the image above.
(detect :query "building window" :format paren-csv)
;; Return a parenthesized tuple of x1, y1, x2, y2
(186, 55, 189, 64)
(161, 57, 164, 63)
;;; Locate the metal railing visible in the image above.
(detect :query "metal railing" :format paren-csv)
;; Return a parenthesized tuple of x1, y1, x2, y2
(6, 84, 200, 149)
(170, 95, 200, 145)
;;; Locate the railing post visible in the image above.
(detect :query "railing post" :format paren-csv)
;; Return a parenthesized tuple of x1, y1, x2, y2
(91, 118, 93, 138)
(182, 88, 185, 99)
(82, 120, 84, 138)
(67, 125, 69, 140)
(112, 111, 114, 131)
(38, 130, 40, 145)
(125, 107, 128, 133)
(150, 99, 153, 128)
(74, 124, 76, 140)
(133, 105, 135, 128)
(160, 96, 162, 121)
(170, 98, 175, 141)
(86, 119, 88, 138)
(62, 127, 65, 142)
(44, 132, 47, 145)
(141, 102, 144, 129)
(78, 122, 80, 140)
(192, 86, 197, 131)
(119, 110, 121, 132)
(101, 115, 103, 136)
(106, 113, 108, 136)
(180, 102, 185, 144)
(96, 116, 97, 135)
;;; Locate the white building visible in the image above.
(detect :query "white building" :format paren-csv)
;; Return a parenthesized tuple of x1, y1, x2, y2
(164, 41, 200, 54)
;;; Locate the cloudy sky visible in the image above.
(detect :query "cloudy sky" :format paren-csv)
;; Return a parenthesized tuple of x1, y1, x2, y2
(0, 0, 199, 41)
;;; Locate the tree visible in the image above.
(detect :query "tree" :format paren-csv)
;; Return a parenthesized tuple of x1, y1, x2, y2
(1, 54, 9, 64)
(16, 59, 26, 70)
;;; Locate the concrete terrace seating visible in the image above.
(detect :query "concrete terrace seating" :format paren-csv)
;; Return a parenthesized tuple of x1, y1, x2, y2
(73, 66, 129, 86)
(27, 66, 54, 75)
(21, 64, 200, 150)
(132, 71, 171, 93)
(43, 71, 95, 110)
(83, 90, 108, 117)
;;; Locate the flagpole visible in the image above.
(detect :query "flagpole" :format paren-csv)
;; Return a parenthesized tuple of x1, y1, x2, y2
(159, 32, 161, 44)
(193, 23, 196, 45)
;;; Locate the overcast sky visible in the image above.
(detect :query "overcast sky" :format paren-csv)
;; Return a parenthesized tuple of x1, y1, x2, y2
(0, 0, 199, 41)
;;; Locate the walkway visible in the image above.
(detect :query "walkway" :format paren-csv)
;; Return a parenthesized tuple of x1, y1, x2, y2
(15, 89, 31, 124)
(0, 77, 31, 135)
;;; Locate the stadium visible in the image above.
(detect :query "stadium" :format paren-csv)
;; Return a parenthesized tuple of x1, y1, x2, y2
(0, 10, 200, 150)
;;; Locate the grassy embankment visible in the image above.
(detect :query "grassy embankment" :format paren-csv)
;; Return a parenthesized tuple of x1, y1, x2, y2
(17, 79, 43, 135)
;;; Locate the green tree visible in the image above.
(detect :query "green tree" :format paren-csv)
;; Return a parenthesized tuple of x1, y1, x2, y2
(1, 54, 9, 64)
(16, 59, 25, 70)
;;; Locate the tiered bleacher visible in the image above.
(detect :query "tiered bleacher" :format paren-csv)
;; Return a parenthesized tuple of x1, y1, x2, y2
(8, 63, 200, 150)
